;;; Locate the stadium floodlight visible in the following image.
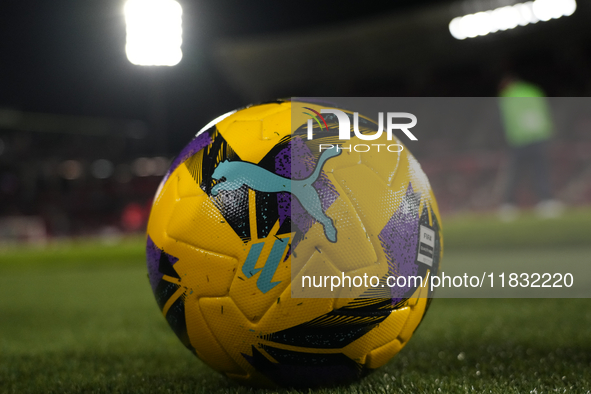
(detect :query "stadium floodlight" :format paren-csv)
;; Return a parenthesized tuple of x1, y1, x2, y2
(124, 0, 183, 66)
(449, 0, 576, 40)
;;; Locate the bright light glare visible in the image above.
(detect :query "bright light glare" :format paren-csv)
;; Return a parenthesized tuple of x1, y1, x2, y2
(449, 0, 576, 40)
(124, 0, 183, 66)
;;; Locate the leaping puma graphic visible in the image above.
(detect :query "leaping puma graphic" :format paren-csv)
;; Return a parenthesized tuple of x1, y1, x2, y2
(211, 146, 341, 242)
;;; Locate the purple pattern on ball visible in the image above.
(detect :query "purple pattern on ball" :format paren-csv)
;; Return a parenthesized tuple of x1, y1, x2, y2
(146, 235, 179, 292)
(163, 132, 212, 183)
(378, 183, 421, 304)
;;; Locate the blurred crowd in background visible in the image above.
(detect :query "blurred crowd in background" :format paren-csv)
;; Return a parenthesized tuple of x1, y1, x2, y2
(1, 0, 590, 243)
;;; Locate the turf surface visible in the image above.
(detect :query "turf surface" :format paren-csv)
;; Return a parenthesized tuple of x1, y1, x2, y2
(1, 210, 590, 393)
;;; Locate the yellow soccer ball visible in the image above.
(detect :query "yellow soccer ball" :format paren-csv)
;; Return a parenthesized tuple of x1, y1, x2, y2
(146, 100, 443, 388)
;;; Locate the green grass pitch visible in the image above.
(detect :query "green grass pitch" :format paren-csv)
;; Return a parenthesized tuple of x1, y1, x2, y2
(1, 209, 590, 393)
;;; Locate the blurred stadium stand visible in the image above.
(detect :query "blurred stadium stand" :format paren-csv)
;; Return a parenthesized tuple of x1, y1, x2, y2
(1, 0, 591, 241)
(213, 1, 591, 98)
(0, 110, 160, 241)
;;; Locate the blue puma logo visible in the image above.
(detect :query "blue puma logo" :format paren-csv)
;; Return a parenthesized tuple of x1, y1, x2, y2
(211, 146, 341, 242)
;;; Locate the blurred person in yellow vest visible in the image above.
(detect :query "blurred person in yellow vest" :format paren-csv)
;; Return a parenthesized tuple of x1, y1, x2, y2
(498, 75, 564, 221)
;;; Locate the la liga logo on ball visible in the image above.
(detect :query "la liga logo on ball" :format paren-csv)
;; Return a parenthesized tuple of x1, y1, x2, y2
(145, 99, 442, 388)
